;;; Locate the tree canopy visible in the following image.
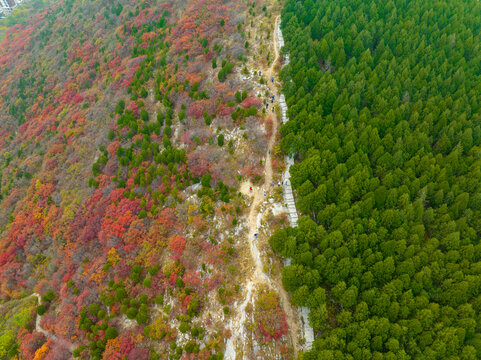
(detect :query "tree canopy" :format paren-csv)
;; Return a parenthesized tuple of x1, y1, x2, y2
(273, 0, 481, 358)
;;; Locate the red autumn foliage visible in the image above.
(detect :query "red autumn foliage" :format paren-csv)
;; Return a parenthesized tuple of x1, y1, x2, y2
(188, 101, 205, 119)
(157, 208, 179, 230)
(19, 332, 46, 359)
(185, 72, 202, 85)
(255, 292, 289, 342)
(187, 150, 211, 178)
(54, 303, 77, 339)
(128, 347, 150, 360)
(216, 104, 235, 116)
(241, 96, 261, 108)
(127, 100, 140, 117)
(0, 0, 268, 356)
(168, 235, 186, 259)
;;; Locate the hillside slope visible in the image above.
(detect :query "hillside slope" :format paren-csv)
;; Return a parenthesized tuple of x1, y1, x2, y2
(0, 0, 297, 358)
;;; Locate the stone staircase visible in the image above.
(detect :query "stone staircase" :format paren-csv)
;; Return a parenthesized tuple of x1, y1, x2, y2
(277, 18, 314, 352)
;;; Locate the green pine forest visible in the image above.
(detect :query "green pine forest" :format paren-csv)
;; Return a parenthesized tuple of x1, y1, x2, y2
(271, 0, 481, 358)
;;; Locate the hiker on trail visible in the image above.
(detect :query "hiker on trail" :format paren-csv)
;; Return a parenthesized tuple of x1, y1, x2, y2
(254, 233, 258, 238)
(271, 181, 274, 186)
(249, 186, 252, 191)
(271, 77, 274, 83)
(264, 191, 266, 197)
(268, 149, 271, 155)
(278, 182, 281, 187)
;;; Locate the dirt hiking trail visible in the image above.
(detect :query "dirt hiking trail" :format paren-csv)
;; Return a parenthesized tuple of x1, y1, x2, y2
(225, 15, 302, 360)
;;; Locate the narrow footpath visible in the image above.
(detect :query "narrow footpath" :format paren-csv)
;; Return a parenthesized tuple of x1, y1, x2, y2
(32, 293, 77, 354)
(224, 15, 302, 360)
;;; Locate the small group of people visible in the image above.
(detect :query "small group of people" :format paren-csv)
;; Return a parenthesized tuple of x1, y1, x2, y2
(265, 93, 275, 112)
(254, 71, 274, 84)
(271, 180, 285, 187)
(249, 178, 287, 192)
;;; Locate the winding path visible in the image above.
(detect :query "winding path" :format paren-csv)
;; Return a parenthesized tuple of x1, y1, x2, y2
(32, 293, 51, 338)
(32, 293, 77, 353)
(224, 15, 302, 360)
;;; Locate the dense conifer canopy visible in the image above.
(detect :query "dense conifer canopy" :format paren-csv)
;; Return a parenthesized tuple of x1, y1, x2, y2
(273, 0, 481, 358)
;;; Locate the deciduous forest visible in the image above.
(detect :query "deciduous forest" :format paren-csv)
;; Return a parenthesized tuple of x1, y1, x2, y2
(271, 0, 481, 358)
(0, 0, 283, 358)
(0, 0, 54, 41)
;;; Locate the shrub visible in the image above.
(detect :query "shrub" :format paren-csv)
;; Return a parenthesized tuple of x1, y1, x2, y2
(218, 69, 226, 82)
(164, 125, 172, 137)
(142, 277, 152, 288)
(130, 264, 142, 283)
(108, 129, 115, 141)
(185, 342, 195, 353)
(126, 307, 138, 319)
(179, 322, 189, 333)
(201, 173, 211, 187)
(138, 209, 147, 219)
(42, 290, 56, 302)
(97, 309, 106, 319)
(235, 91, 242, 103)
(88, 303, 100, 316)
(203, 111, 211, 125)
(246, 106, 257, 117)
(155, 295, 164, 305)
(105, 327, 118, 340)
(139, 294, 148, 304)
(37, 305, 47, 315)
(115, 100, 125, 114)
(217, 134, 224, 147)
(148, 264, 160, 276)
(140, 109, 149, 121)
(143, 325, 152, 338)
(115, 287, 127, 302)
(103, 296, 114, 307)
(136, 310, 149, 325)
(179, 109, 186, 122)
(156, 112, 164, 125)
